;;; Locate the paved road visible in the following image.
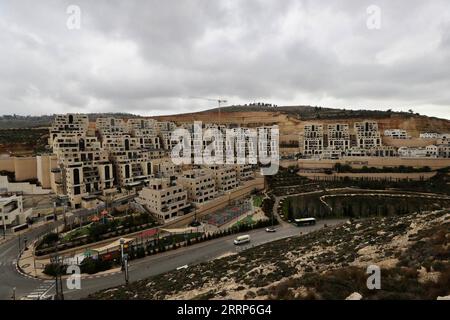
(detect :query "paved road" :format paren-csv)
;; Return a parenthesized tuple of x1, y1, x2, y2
(0, 218, 345, 300)
(0, 222, 58, 300)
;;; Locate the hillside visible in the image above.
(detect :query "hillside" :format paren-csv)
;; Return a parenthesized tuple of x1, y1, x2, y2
(153, 106, 450, 145)
(90, 209, 449, 300)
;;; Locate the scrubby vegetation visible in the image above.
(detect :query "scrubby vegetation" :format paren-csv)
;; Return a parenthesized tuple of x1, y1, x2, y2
(89, 209, 449, 300)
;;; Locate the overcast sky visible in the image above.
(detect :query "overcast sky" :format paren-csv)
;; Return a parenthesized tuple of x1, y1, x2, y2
(0, 0, 449, 119)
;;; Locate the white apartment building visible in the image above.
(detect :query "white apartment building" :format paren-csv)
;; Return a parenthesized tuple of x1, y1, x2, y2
(0, 195, 32, 228)
(257, 126, 279, 159)
(437, 138, 450, 158)
(178, 169, 217, 204)
(384, 129, 410, 139)
(205, 165, 239, 192)
(234, 164, 254, 181)
(302, 124, 324, 156)
(102, 134, 153, 187)
(398, 147, 428, 158)
(420, 132, 439, 139)
(137, 178, 190, 223)
(96, 117, 128, 136)
(327, 124, 351, 151)
(368, 146, 398, 157)
(151, 158, 179, 177)
(49, 114, 88, 145)
(354, 121, 382, 149)
(438, 145, 450, 158)
(52, 135, 115, 207)
(426, 145, 438, 158)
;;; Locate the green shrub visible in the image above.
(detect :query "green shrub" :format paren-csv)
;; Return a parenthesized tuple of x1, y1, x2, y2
(80, 257, 112, 274)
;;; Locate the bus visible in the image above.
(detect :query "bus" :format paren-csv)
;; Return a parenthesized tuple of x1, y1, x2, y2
(12, 223, 29, 233)
(234, 235, 250, 245)
(294, 217, 316, 226)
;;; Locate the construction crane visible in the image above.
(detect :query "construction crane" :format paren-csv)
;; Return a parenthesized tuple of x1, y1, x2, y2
(189, 96, 228, 125)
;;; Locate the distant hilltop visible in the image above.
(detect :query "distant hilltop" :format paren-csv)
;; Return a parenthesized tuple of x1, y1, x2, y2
(154, 105, 450, 139)
(0, 113, 140, 129)
(0, 106, 449, 135)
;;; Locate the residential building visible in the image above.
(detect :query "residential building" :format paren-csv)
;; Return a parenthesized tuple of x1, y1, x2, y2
(327, 124, 351, 151)
(205, 165, 239, 192)
(354, 121, 382, 149)
(136, 178, 190, 223)
(0, 195, 32, 228)
(178, 169, 217, 204)
(384, 129, 410, 139)
(301, 124, 324, 156)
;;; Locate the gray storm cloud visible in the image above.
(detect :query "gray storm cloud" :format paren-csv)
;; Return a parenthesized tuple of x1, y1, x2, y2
(0, 0, 449, 119)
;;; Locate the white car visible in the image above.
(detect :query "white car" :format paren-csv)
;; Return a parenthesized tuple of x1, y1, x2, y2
(234, 235, 250, 245)
(265, 227, 276, 233)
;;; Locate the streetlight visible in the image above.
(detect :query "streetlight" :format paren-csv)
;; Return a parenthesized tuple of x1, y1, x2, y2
(119, 238, 125, 270)
(2, 209, 6, 239)
(119, 238, 129, 285)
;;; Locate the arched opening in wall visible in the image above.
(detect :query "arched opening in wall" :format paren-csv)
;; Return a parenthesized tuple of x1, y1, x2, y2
(125, 139, 130, 151)
(111, 118, 115, 126)
(79, 138, 85, 151)
(68, 114, 73, 124)
(73, 168, 80, 185)
(125, 164, 130, 179)
(105, 166, 110, 180)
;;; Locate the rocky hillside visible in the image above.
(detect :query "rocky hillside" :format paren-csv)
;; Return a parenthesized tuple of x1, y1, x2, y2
(90, 209, 449, 300)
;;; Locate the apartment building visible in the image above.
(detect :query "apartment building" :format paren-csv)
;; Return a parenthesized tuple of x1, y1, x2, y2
(368, 146, 398, 157)
(52, 134, 115, 207)
(354, 121, 382, 149)
(96, 117, 128, 136)
(398, 147, 428, 158)
(384, 129, 410, 139)
(102, 134, 153, 187)
(151, 157, 179, 177)
(178, 169, 217, 204)
(49, 114, 89, 145)
(234, 164, 254, 181)
(327, 124, 351, 151)
(136, 177, 190, 223)
(437, 138, 450, 158)
(205, 165, 239, 192)
(420, 132, 439, 139)
(0, 195, 32, 228)
(128, 118, 161, 150)
(301, 124, 324, 156)
(257, 126, 279, 159)
(426, 145, 438, 158)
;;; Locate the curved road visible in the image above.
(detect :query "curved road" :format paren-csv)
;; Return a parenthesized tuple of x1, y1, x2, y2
(0, 218, 345, 300)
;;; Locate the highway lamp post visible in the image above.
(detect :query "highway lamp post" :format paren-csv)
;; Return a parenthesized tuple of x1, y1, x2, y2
(120, 238, 125, 271)
(2, 210, 6, 239)
(124, 254, 129, 286)
(120, 238, 129, 285)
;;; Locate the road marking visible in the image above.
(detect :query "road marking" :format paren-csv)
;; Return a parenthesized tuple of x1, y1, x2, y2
(22, 281, 55, 300)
